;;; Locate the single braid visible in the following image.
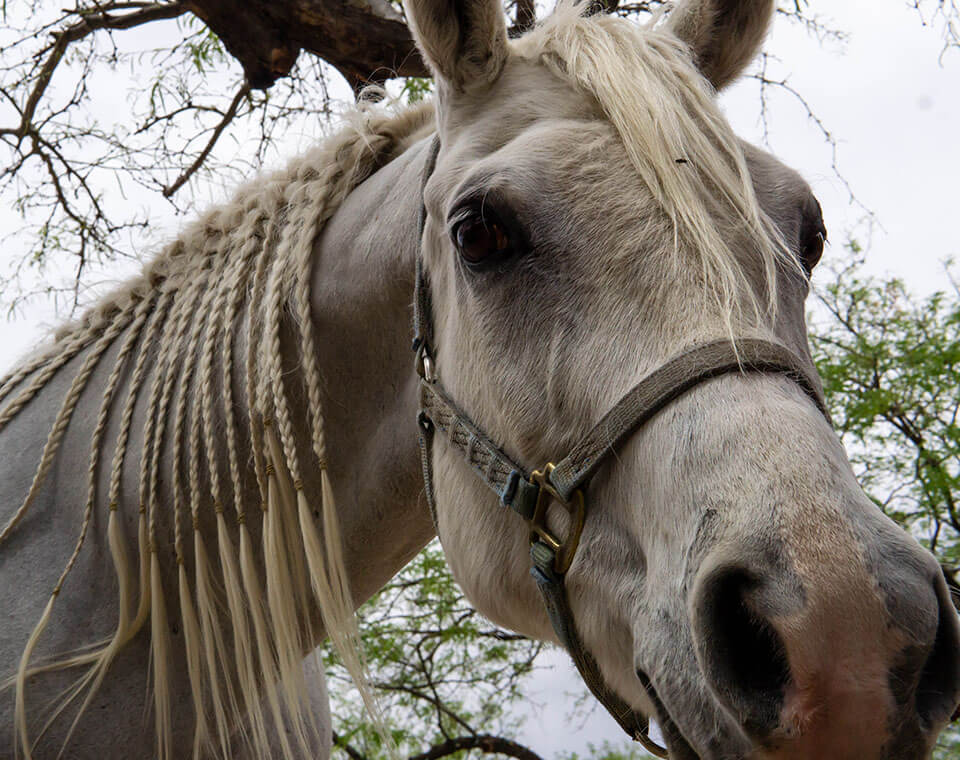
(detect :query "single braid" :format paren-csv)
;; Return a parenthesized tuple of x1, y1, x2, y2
(172, 259, 218, 560)
(287, 128, 398, 749)
(180, 242, 237, 758)
(107, 288, 175, 510)
(223, 192, 305, 758)
(257, 249, 313, 747)
(137, 245, 189, 523)
(244, 209, 279, 502)
(0, 330, 91, 408)
(194, 194, 269, 511)
(53, 290, 160, 750)
(140, 264, 209, 760)
(136, 290, 183, 543)
(222, 195, 275, 515)
(104, 287, 175, 637)
(263, 266, 303, 488)
(0, 299, 139, 545)
(0, 290, 147, 425)
(11, 290, 176, 699)
(202, 206, 272, 753)
(263, 240, 316, 640)
(0, 306, 135, 437)
(147, 264, 210, 555)
(84, 292, 157, 540)
(13, 295, 148, 759)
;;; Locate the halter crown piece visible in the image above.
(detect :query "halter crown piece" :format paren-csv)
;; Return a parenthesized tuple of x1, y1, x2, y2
(411, 136, 827, 757)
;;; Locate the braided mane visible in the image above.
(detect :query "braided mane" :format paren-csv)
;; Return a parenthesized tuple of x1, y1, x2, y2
(0, 99, 433, 760)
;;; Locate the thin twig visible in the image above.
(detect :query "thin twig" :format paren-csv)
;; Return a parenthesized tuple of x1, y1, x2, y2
(331, 730, 368, 760)
(162, 83, 250, 197)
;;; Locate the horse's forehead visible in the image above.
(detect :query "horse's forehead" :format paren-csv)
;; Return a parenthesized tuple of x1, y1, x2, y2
(443, 55, 815, 216)
(442, 56, 598, 145)
(432, 57, 619, 220)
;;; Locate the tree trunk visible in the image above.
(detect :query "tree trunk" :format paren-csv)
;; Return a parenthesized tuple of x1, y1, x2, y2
(185, 0, 429, 90)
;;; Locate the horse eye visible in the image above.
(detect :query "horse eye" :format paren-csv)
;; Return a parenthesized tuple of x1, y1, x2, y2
(802, 230, 826, 274)
(452, 215, 511, 267)
(799, 197, 827, 275)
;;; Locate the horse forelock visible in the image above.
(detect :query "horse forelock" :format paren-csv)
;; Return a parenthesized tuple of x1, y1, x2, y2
(512, 3, 801, 335)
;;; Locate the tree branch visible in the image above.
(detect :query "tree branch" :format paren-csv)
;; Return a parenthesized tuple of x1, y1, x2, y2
(185, 0, 428, 90)
(1, 3, 187, 141)
(374, 681, 477, 738)
(331, 730, 368, 760)
(409, 735, 547, 760)
(162, 83, 250, 197)
(752, 52, 871, 220)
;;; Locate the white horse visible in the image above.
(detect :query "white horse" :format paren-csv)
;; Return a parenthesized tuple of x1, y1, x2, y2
(1, 0, 958, 758)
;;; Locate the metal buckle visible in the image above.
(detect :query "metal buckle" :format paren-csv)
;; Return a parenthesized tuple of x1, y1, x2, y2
(529, 463, 585, 575)
(634, 729, 670, 758)
(415, 344, 437, 383)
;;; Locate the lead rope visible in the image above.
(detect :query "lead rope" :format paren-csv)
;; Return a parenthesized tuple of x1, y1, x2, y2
(411, 134, 669, 757)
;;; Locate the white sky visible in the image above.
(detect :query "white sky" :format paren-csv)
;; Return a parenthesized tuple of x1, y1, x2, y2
(724, 0, 960, 294)
(1, 1, 958, 757)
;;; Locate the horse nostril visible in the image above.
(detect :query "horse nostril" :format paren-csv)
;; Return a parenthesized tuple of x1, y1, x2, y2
(915, 576, 960, 727)
(693, 566, 791, 739)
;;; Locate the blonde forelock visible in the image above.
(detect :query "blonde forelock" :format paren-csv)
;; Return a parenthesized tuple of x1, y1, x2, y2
(514, 3, 800, 333)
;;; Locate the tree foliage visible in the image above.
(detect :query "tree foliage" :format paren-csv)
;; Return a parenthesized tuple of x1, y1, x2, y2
(812, 250, 960, 565)
(325, 544, 545, 760)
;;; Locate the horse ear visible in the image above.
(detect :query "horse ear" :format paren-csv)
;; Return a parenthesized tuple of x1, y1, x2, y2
(404, 0, 509, 94)
(666, 0, 774, 90)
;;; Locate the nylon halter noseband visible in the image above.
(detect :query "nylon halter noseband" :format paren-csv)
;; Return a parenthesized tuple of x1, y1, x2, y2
(411, 135, 827, 757)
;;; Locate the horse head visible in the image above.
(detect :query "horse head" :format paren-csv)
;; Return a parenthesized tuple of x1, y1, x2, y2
(404, 1, 960, 756)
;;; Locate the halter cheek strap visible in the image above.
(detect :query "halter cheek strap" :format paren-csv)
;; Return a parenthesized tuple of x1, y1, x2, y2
(412, 134, 828, 757)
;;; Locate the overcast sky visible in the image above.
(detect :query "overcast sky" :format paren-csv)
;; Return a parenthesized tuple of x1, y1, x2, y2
(726, 0, 959, 293)
(1, 1, 958, 757)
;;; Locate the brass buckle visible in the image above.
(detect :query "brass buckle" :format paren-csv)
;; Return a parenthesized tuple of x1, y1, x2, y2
(529, 463, 586, 575)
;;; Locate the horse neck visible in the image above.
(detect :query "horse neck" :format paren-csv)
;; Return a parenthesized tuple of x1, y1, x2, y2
(206, 132, 437, 639)
(0, 122, 436, 760)
(0, 128, 436, 636)
(296, 134, 436, 615)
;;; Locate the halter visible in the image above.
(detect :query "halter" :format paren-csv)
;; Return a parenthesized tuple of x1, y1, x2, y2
(411, 135, 827, 756)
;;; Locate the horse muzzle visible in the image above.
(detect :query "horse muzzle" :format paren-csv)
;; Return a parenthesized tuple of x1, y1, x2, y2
(682, 514, 960, 759)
